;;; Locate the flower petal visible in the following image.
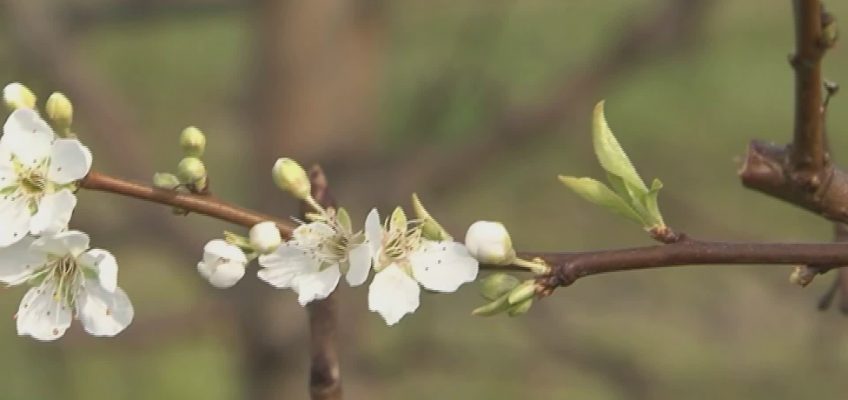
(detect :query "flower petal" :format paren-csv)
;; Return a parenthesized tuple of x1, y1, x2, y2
(16, 281, 72, 341)
(31, 230, 90, 258)
(368, 264, 420, 326)
(1, 109, 54, 165)
(77, 280, 134, 337)
(291, 265, 341, 305)
(79, 249, 118, 293)
(202, 239, 247, 264)
(47, 139, 92, 184)
(364, 208, 382, 258)
(257, 244, 320, 288)
(198, 260, 245, 288)
(292, 222, 335, 247)
(29, 189, 77, 236)
(0, 196, 32, 247)
(0, 236, 46, 285)
(344, 242, 371, 287)
(410, 241, 479, 293)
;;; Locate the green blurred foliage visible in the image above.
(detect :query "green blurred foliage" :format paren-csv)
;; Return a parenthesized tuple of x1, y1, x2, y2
(2, 1, 848, 399)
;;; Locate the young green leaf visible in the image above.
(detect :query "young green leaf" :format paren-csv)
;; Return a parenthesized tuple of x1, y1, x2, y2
(592, 101, 648, 193)
(559, 175, 645, 225)
(637, 178, 665, 228)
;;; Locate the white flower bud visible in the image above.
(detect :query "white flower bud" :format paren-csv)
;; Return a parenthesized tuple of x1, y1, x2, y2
(180, 126, 207, 157)
(177, 157, 207, 184)
(45, 92, 73, 129)
(249, 221, 282, 254)
(3, 82, 36, 110)
(198, 240, 247, 288)
(272, 158, 311, 200)
(464, 221, 516, 265)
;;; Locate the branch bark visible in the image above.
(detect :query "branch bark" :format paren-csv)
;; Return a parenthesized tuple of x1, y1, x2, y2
(301, 166, 343, 400)
(79, 171, 295, 236)
(791, 0, 827, 174)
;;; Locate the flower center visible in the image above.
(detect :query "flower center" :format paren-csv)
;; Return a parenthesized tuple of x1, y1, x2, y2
(34, 255, 86, 305)
(20, 170, 46, 195)
(380, 224, 422, 265)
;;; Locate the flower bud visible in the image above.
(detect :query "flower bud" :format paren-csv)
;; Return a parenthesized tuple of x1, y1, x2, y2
(3, 82, 36, 110)
(177, 157, 207, 184)
(45, 92, 73, 129)
(249, 221, 282, 255)
(198, 239, 247, 288)
(153, 172, 181, 189)
(480, 273, 520, 301)
(464, 221, 516, 265)
(272, 158, 311, 200)
(180, 126, 207, 157)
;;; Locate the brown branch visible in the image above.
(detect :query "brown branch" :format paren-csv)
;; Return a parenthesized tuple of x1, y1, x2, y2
(515, 237, 848, 290)
(301, 166, 343, 400)
(790, 0, 828, 174)
(739, 2, 840, 220)
(79, 171, 295, 236)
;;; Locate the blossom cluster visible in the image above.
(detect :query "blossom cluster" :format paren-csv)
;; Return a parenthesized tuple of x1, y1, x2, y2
(0, 85, 133, 341)
(0, 82, 532, 341)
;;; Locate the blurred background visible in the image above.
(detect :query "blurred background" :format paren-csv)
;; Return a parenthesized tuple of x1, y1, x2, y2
(1, 0, 848, 399)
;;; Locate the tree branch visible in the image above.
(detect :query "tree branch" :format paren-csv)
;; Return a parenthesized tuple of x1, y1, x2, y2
(79, 171, 295, 236)
(301, 166, 343, 400)
(791, 0, 828, 174)
(519, 237, 848, 291)
(739, 1, 840, 220)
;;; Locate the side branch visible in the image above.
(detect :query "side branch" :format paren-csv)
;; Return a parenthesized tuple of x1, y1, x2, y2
(79, 171, 295, 236)
(791, 0, 828, 174)
(517, 238, 848, 289)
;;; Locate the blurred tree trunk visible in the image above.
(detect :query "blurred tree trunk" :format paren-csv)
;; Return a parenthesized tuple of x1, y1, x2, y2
(236, 1, 385, 399)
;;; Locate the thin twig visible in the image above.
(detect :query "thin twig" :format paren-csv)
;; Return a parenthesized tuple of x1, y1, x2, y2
(79, 171, 294, 236)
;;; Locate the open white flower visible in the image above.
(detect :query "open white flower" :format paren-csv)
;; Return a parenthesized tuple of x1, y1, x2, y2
(365, 208, 479, 326)
(0, 230, 133, 341)
(197, 239, 247, 288)
(0, 109, 92, 246)
(258, 210, 371, 305)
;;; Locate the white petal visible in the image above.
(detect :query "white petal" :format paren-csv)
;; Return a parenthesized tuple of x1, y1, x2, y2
(0, 236, 46, 285)
(291, 265, 341, 305)
(257, 244, 320, 288)
(364, 208, 382, 258)
(29, 189, 77, 235)
(410, 241, 479, 293)
(1, 109, 54, 165)
(292, 222, 334, 247)
(202, 240, 247, 264)
(199, 260, 245, 288)
(0, 155, 15, 186)
(77, 280, 134, 337)
(368, 264, 420, 326)
(31, 230, 90, 258)
(0, 196, 32, 247)
(344, 242, 371, 287)
(16, 281, 72, 341)
(79, 249, 118, 293)
(47, 139, 92, 184)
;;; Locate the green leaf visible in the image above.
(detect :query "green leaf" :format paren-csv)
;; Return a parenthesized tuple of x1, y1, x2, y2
(592, 101, 648, 193)
(637, 178, 665, 228)
(559, 175, 645, 225)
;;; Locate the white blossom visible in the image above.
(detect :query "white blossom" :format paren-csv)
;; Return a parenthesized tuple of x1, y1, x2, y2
(0, 109, 92, 246)
(366, 208, 479, 326)
(197, 239, 247, 288)
(258, 210, 371, 305)
(464, 220, 516, 265)
(249, 221, 282, 254)
(0, 230, 133, 341)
